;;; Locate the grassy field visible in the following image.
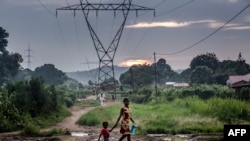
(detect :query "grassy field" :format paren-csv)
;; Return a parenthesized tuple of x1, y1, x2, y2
(78, 97, 250, 135)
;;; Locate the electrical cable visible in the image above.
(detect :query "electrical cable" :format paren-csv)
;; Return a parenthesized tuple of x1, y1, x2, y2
(36, 0, 55, 16)
(156, 0, 194, 17)
(65, 0, 83, 66)
(156, 2, 250, 56)
(36, 0, 77, 71)
(119, 0, 166, 62)
(124, 0, 195, 62)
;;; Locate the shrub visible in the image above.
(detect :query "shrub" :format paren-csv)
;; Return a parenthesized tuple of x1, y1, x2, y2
(21, 123, 41, 136)
(77, 111, 100, 126)
(208, 98, 250, 124)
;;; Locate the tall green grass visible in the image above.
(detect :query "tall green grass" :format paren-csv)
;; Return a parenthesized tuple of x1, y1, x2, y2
(79, 97, 250, 135)
(77, 105, 122, 126)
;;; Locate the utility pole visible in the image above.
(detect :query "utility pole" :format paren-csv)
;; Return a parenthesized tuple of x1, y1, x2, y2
(154, 52, 158, 96)
(81, 58, 99, 98)
(56, 0, 154, 98)
(25, 44, 33, 70)
(130, 68, 135, 93)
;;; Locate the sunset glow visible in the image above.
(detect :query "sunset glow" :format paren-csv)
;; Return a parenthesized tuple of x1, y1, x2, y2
(120, 59, 151, 67)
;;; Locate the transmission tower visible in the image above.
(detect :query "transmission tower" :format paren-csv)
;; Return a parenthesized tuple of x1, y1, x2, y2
(56, 0, 154, 97)
(25, 44, 33, 70)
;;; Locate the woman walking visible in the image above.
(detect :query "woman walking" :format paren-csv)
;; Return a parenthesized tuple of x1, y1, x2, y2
(110, 98, 136, 141)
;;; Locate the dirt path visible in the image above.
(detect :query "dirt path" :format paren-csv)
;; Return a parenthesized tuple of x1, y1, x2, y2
(50, 95, 101, 132)
(0, 95, 222, 141)
(45, 96, 190, 141)
(0, 95, 120, 141)
(54, 95, 122, 141)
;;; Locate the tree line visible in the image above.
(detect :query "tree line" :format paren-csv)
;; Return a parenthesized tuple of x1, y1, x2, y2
(0, 26, 85, 133)
(119, 52, 250, 87)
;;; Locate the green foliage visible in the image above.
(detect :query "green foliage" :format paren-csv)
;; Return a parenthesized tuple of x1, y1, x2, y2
(190, 52, 219, 73)
(0, 93, 23, 132)
(160, 85, 234, 101)
(119, 52, 250, 86)
(128, 85, 234, 104)
(0, 26, 23, 86)
(43, 128, 63, 136)
(240, 87, 250, 100)
(130, 94, 152, 104)
(21, 123, 63, 137)
(128, 87, 154, 103)
(207, 98, 250, 124)
(21, 123, 41, 136)
(190, 66, 213, 84)
(82, 96, 250, 135)
(77, 112, 100, 126)
(64, 97, 74, 107)
(81, 100, 220, 135)
(0, 77, 73, 132)
(77, 105, 121, 127)
(33, 64, 68, 85)
(184, 97, 250, 124)
(120, 58, 182, 86)
(76, 99, 99, 107)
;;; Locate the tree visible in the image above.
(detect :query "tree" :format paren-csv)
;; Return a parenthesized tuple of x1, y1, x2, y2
(217, 53, 250, 76)
(190, 66, 213, 84)
(237, 52, 245, 62)
(0, 27, 23, 86)
(119, 59, 182, 87)
(180, 68, 191, 82)
(235, 52, 250, 75)
(88, 80, 93, 86)
(217, 60, 237, 75)
(155, 58, 181, 83)
(33, 64, 68, 85)
(190, 52, 218, 73)
(120, 64, 153, 87)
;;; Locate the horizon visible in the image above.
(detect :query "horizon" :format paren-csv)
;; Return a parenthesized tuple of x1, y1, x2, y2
(1, 0, 249, 72)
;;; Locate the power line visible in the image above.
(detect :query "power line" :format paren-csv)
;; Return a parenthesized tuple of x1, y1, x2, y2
(157, 2, 250, 56)
(124, 0, 195, 60)
(137, 0, 168, 17)
(56, 0, 155, 96)
(36, 0, 78, 71)
(121, 1, 161, 58)
(36, 0, 55, 17)
(119, 0, 167, 54)
(65, 0, 84, 63)
(156, 0, 195, 17)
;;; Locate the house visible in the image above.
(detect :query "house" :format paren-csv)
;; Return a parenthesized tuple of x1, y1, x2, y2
(226, 74, 250, 99)
(165, 82, 189, 88)
(166, 82, 176, 88)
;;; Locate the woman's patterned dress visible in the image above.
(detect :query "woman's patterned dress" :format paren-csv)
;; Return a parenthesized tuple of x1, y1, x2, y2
(120, 106, 131, 135)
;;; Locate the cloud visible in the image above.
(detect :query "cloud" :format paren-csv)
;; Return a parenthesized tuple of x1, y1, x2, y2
(207, 21, 237, 29)
(126, 21, 191, 28)
(2, 0, 81, 7)
(3, 0, 121, 7)
(245, 16, 250, 22)
(206, 19, 250, 30)
(119, 59, 151, 67)
(228, 0, 238, 3)
(125, 20, 215, 29)
(224, 26, 250, 30)
(126, 19, 250, 31)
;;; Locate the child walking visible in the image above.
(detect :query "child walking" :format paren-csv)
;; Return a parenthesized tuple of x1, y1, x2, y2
(98, 121, 110, 141)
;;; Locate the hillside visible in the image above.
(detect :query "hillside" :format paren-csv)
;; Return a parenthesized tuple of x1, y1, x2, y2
(66, 66, 129, 85)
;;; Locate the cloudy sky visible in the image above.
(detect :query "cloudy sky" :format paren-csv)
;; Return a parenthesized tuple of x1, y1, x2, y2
(1, 0, 250, 72)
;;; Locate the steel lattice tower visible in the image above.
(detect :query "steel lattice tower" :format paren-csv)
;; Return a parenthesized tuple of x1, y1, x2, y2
(57, 0, 154, 97)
